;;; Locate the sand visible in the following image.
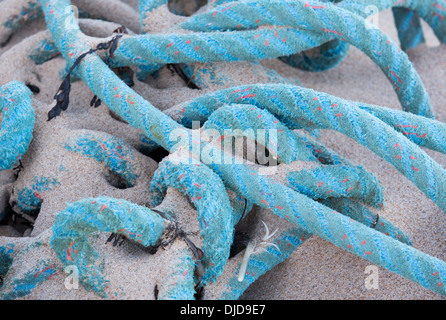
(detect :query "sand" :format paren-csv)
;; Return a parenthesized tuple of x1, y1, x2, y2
(0, 1, 445, 300)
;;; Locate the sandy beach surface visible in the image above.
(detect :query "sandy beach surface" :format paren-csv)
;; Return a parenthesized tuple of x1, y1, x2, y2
(0, 1, 445, 300)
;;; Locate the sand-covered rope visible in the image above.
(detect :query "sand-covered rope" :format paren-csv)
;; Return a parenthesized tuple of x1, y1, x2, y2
(1, 0, 446, 301)
(35, 0, 446, 298)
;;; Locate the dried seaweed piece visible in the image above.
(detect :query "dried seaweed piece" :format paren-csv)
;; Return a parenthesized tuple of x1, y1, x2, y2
(48, 34, 124, 121)
(90, 95, 101, 108)
(26, 83, 40, 94)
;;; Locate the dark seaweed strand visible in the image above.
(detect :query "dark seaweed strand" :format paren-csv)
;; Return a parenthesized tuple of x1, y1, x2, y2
(47, 34, 124, 121)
